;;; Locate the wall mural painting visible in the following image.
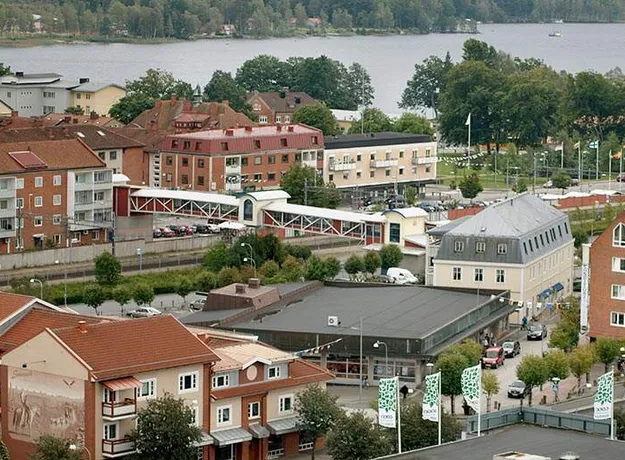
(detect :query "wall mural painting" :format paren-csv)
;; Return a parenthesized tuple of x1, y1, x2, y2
(8, 367, 85, 443)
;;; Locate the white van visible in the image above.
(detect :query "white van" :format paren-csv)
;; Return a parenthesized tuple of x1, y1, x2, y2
(386, 267, 418, 285)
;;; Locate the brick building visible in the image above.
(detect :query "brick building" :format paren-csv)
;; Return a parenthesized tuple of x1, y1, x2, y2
(247, 90, 317, 125)
(159, 124, 324, 192)
(588, 209, 625, 340)
(0, 139, 113, 254)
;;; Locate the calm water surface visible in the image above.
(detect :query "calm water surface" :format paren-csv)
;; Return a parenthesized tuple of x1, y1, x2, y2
(1, 23, 624, 112)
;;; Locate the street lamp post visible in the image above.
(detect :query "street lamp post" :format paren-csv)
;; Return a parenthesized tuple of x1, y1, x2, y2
(373, 340, 388, 378)
(243, 257, 257, 277)
(29, 278, 43, 299)
(350, 318, 364, 400)
(69, 443, 92, 460)
(136, 247, 143, 272)
(241, 242, 256, 277)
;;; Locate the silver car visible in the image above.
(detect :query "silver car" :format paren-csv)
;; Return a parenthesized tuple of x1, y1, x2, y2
(127, 307, 162, 318)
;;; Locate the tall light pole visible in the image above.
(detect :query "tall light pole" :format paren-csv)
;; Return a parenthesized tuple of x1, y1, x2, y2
(29, 278, 43, 299)
(69, 443, 92, 460)
(136, 247, 143, 272)
(350, 318, 364, 400)
(241, 242, 255, 277)
(373, 340, 388, 378)
(243, 257, 257, 278)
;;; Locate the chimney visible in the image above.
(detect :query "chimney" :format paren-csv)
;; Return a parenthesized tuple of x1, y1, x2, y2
(10, 110, 18, 118)
(79, 77, 90, 84)
(248, 278, 261, 289)
(182, 100, 192, 112)
(64, 115, 71, 123)
(225, 129, 234, 136)
(77, 320, 88, 333)
(235, 284, 246, 294)
(72, 118, 78, 124)
(287, 125, 294, 132)
(276, 125, 282, 132)
(15, 71, 23, 78)
(245, 126, 253, 132)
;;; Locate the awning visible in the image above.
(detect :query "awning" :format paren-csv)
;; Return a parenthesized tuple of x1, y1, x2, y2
(193, 431, 214, 447)
(538, 287, 553, 300)
(267, 417, 298, 435)
(248, 423, 270, 439)
(211, 427, 252, 446)
(102, 377, 142, 391)
(553, 282, 564, 292)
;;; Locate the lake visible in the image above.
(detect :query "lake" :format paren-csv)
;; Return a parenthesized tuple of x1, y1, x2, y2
(0, 23, 623, 113)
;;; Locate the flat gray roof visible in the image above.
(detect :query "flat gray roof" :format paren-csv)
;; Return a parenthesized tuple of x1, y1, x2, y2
(383, 424, 621, 460)
(230, 286, 491, 339)
(181, 309, 246, 324)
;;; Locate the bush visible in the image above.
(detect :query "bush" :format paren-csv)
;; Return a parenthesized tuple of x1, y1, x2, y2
(217, 267, 242, 287)
(285, 244, 312, 260)
(203, 243, 240, 272)
(281, 255, 304, 281)
(379, 244, 403, 271)
(195, 271, 218, 292)
(259, 260, 280, 278)
(363, 251, 381, 275)
(344, 254, 364, 277)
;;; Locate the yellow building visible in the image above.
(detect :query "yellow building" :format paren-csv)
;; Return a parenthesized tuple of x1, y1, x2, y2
(70, 81, 126, 116)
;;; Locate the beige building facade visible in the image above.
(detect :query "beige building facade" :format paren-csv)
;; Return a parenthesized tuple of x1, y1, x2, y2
(70, 83, 126, 116)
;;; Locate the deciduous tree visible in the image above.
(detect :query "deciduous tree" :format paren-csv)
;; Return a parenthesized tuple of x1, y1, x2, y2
(292, 104, 339, 136)
(133, 283, 155, 306)
(327, 411, 389, 460)
(84, 285, 105, 315)
(348, 108, 393, 134)
(393, 113, 435, 136)
(400, 53, 453, 118)
(344, 254, 364, 278)
(594, 338, 622, 373)
(280, 165, 341, 208)
(203, 70, 250, 113)
(235, 55, 290, 92)
(379, 244, 403, 271)
(516, 354, 548, 406)
(94, 251, 121, 285)
(569, 345, 595, 395)
(551, 170, 572, 194)
(175, 278, 194, 306)
(31, 435, 82, 460)
(112, 285, 133, 315)
(481, 371, 500, 413)
(395, 402, 461, 451)
(363, 251, 381, 276)
(296, 384, 342, 460)
(544, 349, 570, 380)
(438, 351, 468, 415)
(458, 173, 483, 201)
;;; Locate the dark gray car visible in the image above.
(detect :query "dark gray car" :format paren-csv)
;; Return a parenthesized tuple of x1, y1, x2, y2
(527, 323, 548, 340)
(507, 380, 529, 398)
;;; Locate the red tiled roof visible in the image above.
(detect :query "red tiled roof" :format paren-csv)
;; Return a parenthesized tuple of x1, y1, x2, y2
(169, 124, 319, 140)
(174, 113, 211, 123)
(0, 292, 34, 324)
(0, 307, 106, 355)
(0, 139, 105, 174)
(51, 315, 219, 380)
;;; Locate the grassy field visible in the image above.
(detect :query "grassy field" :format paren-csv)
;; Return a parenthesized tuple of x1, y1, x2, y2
(436, 159, 549, 190)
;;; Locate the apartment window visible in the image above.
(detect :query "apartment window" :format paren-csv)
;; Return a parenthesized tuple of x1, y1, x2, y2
(564, 222, 569, 234)
(425, 148, 432, 158)
(268, 173, 276, 181)
(197, 176, 205, 186)
(497, 243, 508, 255)
(523, 242, 528, 255)
(54, 234, 61, 245)
(534, 236, 539, 248)
(370, 170, 375, 178)
(92, 230, 100, 240)
(52, 215, 61, 225)
(16, 178, 24, 189)
(53, 195, 61, 206)
(44, 91, 56, 99)
(356, 171, 361, 179)
(109, 151, 117, 161)
(76, 93, 81, 100)
(281, 154, 289, 163)
(16, 198, 23, 209)
(248, 401, 260, 419)
(370, 153, 376, 161)
(195, 142, 202, 151)
(611, 312, 625, 327)
(399, 150, 404, 158)
(172, 140, 179, 148)
(268, 366, 281, 379)
(279, 395, 293, 413)
(454, 241, 464, 252)
(398, 167, 404, 175)
(0, 217, 12, 230)
(43, 105, 55, 114)
(475, 241, 485, 253)
(254, 156, 262, 165)
(254, 140, 261, 149)
(166, 155, 173, 165)
(558, 225, 563, 238)
(474, 268, 484, 282)
(178, 372, 198, 393)
(280, 138, 287, 147)
(6, 92, 9, 98)
(452, 267, 462, 281)
(221, 142, 229, 151)
(241, 157, 248, 167)
(425, 166, 431, 173)
(139, 379, 156, 399)
(85, 94, 91, 100)
(98, 152, 106, 160)
(611, 284, 625, 300)
(182, 157, 189, 167)
(35, 177, 43, 188)
(276, 115, 282, 123)
(0, 199, 7, 210)
(198, 158, 205, 168)
(103, 423, 118, 441)
(268, 155, 276, 164)
(259, 115, 268, 124)
(295, 153, 301, 162)
(34, 196, 43, 207)
(183, 141, 191, 150)
(166, 173, 172, 183)
(614, 223, 625, 247)
(613, 257, 625, 273)
(357, 154, 362, 162)
(94, 171, 111, 183)
(285, 116, 291, 123)
(212, 374, 230, 389)
(217, 406, 231, 425)
(311, 136, 318, 144)
(529, 240, 534, 252)
(328, 174, 333, 182)
(181, 175, 189, 185)
(253, 173, 263, 181)
(496, 269, 505, 283)
(389, 223, 401, 243)
(53, 175, 62, 186)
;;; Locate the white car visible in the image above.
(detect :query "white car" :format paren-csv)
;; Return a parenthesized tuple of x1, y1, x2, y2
(386, 267, 418, 284)
(127, 307, 162, 318)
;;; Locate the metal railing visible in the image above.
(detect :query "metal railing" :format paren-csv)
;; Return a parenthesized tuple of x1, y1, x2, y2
(298, 442, 314, 451)
(102, 438, 136, 455)
(102, 399, 136, 418)
(267, 448, 285, 458)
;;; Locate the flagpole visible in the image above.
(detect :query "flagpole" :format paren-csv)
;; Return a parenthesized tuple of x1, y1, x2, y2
(596, 141, 600, 181)
(609, 150, 612, 191)
(438, 371, 442, 445)
(396, 376, 402, 452)
(610, 366, 615, 441)
(467, 113, 471, 169)
(477, 365, 482, 437)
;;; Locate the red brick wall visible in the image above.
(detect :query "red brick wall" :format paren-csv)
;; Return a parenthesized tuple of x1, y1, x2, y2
(84, 381, 96, 459)
(448, 206, 482, 220)
(122, 146, 149, 186)
(556, 194, 625, 209)
(589, 210, 625, 340)
(283, 432, 299, 456)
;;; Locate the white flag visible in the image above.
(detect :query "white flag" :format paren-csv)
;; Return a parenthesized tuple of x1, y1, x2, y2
(378, 377, 398, 428)
(422, 372, 440, 422)
(465, 113, 471, 126)
(461, 364, 481, 413)
(574, 141, 581, 149)
(555, 143, 564, 152)
(593, 371, 613, 420)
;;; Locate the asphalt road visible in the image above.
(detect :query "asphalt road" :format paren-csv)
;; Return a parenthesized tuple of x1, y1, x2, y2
(70, 292, 205, 317)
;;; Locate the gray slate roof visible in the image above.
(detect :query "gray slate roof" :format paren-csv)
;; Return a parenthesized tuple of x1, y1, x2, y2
(325, 132, 432, 150)
(382, 424, 622, 460)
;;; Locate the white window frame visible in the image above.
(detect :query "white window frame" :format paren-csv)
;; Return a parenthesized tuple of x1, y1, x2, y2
(474, 268, 483, 282)
(614, 223, 625, 247)
(178, 371, 199, 394)
(212, 374, 230, 389)
(611, 284, 625, 300)
(496, 269, 505, 283)
(34, 177, 43, 188)
(139, 378, 156, 399)
(497, 243, 508, 255)
(53, 194, 61, 206)
(611, 311, 625, 327)
(217, 405, 232, 426)
(259, 115, 268, 124)
(475, 241, 485, 253)
(34, 196, 43, 207)
(268, 366, 281, 380)
(612, 257, 625, 273)
(103, 422, 119, 440)
(248, 401, 260, 420)
(16, 178, 24, 189)
(190, 406, 200, 426)
(53, 175, 62, 186)
(52, 214, 62, 225)
(279, 395, 294, 414)
(454, 241, 464, 252)
(452, 266, 462, 281)
(16, 198, 23, 209)
(34, 216, 43, 227)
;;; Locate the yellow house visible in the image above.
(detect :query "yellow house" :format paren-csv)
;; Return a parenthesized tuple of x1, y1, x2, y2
(70, 81, 126, 116)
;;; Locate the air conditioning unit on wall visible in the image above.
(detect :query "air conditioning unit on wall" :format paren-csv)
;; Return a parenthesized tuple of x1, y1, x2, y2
(327, 316, 339, 327)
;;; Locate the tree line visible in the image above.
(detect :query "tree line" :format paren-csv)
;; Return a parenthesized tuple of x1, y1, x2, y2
(0, 0, 623, 40)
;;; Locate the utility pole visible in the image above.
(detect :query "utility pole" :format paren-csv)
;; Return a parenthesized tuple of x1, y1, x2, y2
(304, 178, 308, 206)
(532, 154, 537, 193)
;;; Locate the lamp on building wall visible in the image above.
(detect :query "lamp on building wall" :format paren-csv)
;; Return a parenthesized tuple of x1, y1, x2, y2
(69, 443, 92, 460)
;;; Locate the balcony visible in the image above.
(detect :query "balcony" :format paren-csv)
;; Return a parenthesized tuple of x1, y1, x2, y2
(412, 157, 437, 165)
(102, 399, 137, 420)
(102, 438, 136, 457)
(370, 159, 398, 168)
(329, 161, 355, 172)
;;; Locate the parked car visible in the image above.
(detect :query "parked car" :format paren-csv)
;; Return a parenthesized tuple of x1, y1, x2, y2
(386, 267, 418, 284)
(189, 299, 205, 310)
(195, 224, 210, 234)
(178, 225, 193, 236)
(618, 173, 625, 183)
(152, 228, 162, 238)
(207, 224, 221, 234)
(527, 323, 548, 340)
(127, 307, 162, 318)
(481, 346, 505, 369)
(502, 340, 521, 358)
(160, 227, 175, 237)
(507, 380, 529, 398)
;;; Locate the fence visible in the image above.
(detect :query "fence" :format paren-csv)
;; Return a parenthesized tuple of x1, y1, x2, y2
(465, 406, 611, 437)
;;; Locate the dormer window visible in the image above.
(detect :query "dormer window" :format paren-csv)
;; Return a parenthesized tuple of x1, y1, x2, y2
(614, 223, 625, 247)
(268, 366, 281, 379)
(212, 374, 230, 389)
(454, 241, 464, 253)
(475, 242, 485, 253)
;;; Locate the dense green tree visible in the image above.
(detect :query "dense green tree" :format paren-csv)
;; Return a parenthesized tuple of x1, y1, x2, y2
(482, 371, 500, 413)
(203, 70, 250, 113)
(400, 53, 453, 117)
(94, 251, 121, 285)
(395, 402, 461, 451)
(109, 93, 155, 124)
(217, 266, 242, 287)
(132, 393, 201, 460)
(133, 283, 155, 306)
(235, 55, 290, 92)
(379, 244, 403, 271)
(512, 177, 528, 193)
(331, 8, 353, 29)
(30, 435, 82, 460)
(327, 411, 390, 460)
(438, 351, 468, 415)
(84, 285, 105, 315)
(0, 440, 9, 460)
(0, 62, 11, 77)
(344, 254, 364, 278)
(458, 173, 483, 201)
(112, 285, 133, 314)
(296, 384, 342, 460)
(348, 108, 393, 134)
(292, 104, 339, 135)
(259, 260, 280, 278)
(569, 345, 595, 395)
(203, 242, 240, 272)
(175, 278, 194, 306)
(363, 251, 381, 276)
(549, 321, 579, 352)
(516, 354, 548, 406)
(64, 106, 84, 115)
(544, 350, 570, 380)
(324, 257, 341, 280)
(194, 271, 218, 292)
(280, 165, 341, 208)
(594, 338, 622, 373)
(551, 170, 573, 194)
(393, 113, 434, 136)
